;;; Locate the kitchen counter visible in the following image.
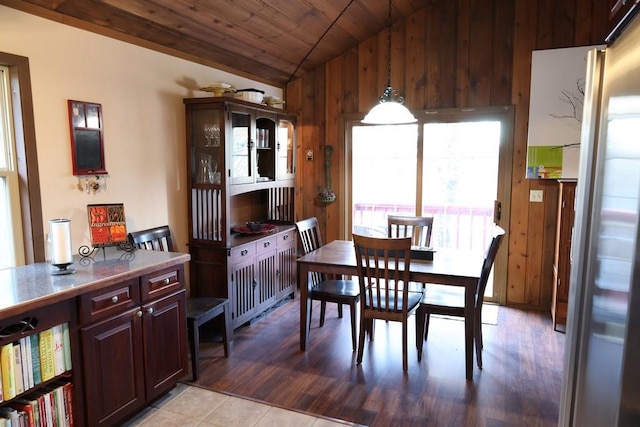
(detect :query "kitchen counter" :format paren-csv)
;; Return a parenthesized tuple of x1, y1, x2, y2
(0, 248, 190, 319)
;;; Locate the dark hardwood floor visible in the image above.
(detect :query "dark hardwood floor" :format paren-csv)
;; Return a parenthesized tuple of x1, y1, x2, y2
(189, 297, 565, 427)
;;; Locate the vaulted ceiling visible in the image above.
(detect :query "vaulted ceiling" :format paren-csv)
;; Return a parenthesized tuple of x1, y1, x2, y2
(5, 0, 431, 86)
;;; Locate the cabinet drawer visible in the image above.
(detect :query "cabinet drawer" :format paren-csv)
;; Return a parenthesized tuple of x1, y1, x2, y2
(79, 279, 140, 324)
(231, 243, 256, 262)
(277, 230, 295, 247)
(256, 235, 277, 254)
(140, 265, 184, 302)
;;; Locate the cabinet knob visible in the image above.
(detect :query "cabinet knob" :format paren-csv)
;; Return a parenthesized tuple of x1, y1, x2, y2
(136, 310, 143, 318)
(253, 280, 258, 289)
(282, 234, 289, 241)
(241, 249, 248, 256)
(163, 278, 170, 285)
(147, 307, 154, 314)
(111, 296, 119, 304)
(264, 241, 270, 248)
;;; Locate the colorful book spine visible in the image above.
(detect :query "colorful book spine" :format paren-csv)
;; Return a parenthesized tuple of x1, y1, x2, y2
(13, 341, 24, 395)
(62, 323, 72, 372)
(1, 342, 16, 400)
(51, 324, 66, 377)
(39, 328, 55, 383)
(22, 336, 34, 391)
(63, 382, 74, 427)
(29, 334, 42, 386)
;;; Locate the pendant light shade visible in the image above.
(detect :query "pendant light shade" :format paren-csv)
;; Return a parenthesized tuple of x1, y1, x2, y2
(362, 87, 417, 124)
(362, 0, 417, 125)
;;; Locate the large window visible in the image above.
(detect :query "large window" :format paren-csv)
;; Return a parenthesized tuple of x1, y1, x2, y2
(0, 65, 24, 268)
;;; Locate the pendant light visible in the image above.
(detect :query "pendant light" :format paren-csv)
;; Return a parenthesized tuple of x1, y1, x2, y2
(362, 0, 417, 125)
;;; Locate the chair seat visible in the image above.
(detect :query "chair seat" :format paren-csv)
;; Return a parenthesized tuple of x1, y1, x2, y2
(310, 279, 360, 300)
(364, 290, 423, 312)
(421, 284, 466, 310)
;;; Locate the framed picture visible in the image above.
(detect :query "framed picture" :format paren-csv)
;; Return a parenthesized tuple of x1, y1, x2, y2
(87, 203, 127, 247)
(68, 100, 108, 176)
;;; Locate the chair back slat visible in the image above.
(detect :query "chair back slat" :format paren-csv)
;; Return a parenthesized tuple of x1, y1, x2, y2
(387, 215, 434, 248)
(128, 225, 175, 252)
(353, 234, 412, 316)
(475, 226, 505, 309)
(295, 217, 326, 286)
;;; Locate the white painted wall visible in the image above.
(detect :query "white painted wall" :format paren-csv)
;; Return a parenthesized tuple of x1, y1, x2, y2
(0, 6, 281, 260)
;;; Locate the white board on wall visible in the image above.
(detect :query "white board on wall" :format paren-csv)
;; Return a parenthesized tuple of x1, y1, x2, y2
(526, 44, 604, 179)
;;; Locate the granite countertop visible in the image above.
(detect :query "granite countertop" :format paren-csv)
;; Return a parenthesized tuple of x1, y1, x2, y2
(0, 248, 190, 319)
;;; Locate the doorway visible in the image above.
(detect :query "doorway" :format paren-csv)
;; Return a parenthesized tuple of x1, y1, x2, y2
(346, 106, 513, 303)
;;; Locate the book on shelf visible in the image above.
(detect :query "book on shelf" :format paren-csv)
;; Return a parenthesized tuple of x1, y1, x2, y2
(13, 341, 24, 395)
(1, 343, 16, 400)
(22, 335, 34, 390)
(62, 323, 72, 372)
(51, 324, 66, 377)
(7, 398, 36, 427)
(39, 328, 55, 383)
(0, 406, 19, 427)
(29, 334, 42, 386)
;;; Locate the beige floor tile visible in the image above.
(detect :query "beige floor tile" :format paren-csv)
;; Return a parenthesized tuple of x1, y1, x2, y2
(254, 406, 318, 427)
(122, 385, 366, 427)
(161, 386, 229, 421)
(199, 395, 271, 426)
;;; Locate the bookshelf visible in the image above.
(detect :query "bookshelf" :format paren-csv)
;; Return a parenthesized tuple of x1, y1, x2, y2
(0, 248, 190, 426)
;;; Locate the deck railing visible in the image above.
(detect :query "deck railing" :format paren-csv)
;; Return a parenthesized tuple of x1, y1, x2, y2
(353, 203, 494, 252)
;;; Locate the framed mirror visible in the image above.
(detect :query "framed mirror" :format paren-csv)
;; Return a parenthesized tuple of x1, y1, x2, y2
(68, 100, 108, 176)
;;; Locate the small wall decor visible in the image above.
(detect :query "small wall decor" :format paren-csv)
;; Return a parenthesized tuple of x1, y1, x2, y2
(68, 100, 108, 176)
(77, 175, 106, 194)
(318, 145, 336, 203)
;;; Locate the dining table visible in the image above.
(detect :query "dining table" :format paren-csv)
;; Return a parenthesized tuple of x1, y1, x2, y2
(296, 239, 485, 380)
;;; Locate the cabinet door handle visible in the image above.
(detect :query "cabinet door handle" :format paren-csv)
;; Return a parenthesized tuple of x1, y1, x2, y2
(147, 307, 154, 314)
(241, 249, 248, 256)
(282, 234, 289, 241)
(111, 296, 119, 304)
(253, 280, 258, 289)
(264, 241, 270, 248)
(163, 278, 170, 285)
(136, 310, 143, 318)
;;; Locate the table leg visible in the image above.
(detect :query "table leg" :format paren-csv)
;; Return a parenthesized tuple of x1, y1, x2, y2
(298, 263, 311, 351)
(465, 281, 475, 380)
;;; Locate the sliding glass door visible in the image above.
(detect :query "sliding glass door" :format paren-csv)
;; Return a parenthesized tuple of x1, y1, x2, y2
(346, 106, 513, 302)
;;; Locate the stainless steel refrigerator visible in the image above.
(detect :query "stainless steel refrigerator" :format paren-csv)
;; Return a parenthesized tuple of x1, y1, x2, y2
(559, 9, 640, 427)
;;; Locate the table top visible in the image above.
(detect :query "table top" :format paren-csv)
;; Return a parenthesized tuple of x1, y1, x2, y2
(296, 240, 483, 283)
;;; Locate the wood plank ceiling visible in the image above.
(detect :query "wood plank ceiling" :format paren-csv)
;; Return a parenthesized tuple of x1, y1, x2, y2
(6, 0, 431, 86)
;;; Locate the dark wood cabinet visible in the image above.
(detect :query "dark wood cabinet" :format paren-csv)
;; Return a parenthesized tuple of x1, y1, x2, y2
(184, 97, 297, 328)
(80, 265, 188, 426)
(0, 250, 189, 427)
(552, 180, 577, 331)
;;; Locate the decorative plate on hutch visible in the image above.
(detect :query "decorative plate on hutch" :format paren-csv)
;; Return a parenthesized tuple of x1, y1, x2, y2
(232, 224, 277, 235)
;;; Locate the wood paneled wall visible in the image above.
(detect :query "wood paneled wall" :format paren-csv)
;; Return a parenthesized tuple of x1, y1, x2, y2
(286, 0, 609, 309)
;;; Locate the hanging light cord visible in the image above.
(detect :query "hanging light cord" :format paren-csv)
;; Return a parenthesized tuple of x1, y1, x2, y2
(385, 0, 392, 87)
(286, 0, 356, 84)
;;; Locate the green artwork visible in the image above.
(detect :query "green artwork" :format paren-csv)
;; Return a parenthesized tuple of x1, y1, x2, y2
(526, 146, 564, 179)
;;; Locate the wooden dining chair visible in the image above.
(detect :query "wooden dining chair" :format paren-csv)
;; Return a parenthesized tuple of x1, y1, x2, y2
(128, 225, 232, 380)
(352, 233, 424, 372)
(416, 225, 505, 369)
(295, 217, 360, 351)
(387, 215, 434, 248)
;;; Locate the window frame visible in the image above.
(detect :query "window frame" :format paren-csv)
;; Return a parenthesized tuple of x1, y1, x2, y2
(0, 51, 44, 265)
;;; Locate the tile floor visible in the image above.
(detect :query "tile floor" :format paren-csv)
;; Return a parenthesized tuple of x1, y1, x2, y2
(122, 383, 365, 427)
